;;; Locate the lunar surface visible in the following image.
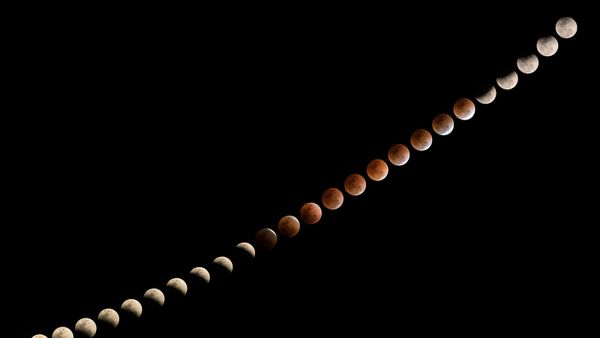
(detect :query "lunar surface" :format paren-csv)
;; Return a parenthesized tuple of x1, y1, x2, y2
(98, 308, 120, 328)
(213, 256, 234, 273)
(144, 288, 165, 306)
(255, 228, 277, 250)
(300, 202, 322, 224)
(410, 129, 433, 151)
(537, 36, 559, 57)
(121, 299, 143, 318)
(453, 98, 476, 121)
(556, 17, 577, 39)
(32, 335, 48, 338)
(497, 71, 519, 90)
(52, 327, 73, 338)
(476, 86, 497, 105)
(190, 266, 211, 283)
(517, 54, 539, 74)
(166, 278, 188, 296)
(388, 144, 410, 166)
(366, 159, 389, 181)
(432, 113, 454, 136)
(344, 173, 366, 196)
(278, 215, 301, 238)
(75, 318, 97, 337)
(236, 242, 256, 258)
(321, 187, 344, 210)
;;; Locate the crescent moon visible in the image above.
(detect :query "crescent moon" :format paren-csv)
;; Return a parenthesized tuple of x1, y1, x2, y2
(536, 36, 559, 57)
(51, 327, 73, 338)
(213, 256, 234, 274)
(497, 71, 519, 90)
(476, 85, 497, 105)
(517, 54, 539, 74)
(190, 266, 211, 283)
(166, 278, 188, 296)
(97, 308, 120, 328)
(74, 318, 97, 337)
(555, 17, 577, 39)
(121, 299, 143, 318)
(144, 288, 166, 306)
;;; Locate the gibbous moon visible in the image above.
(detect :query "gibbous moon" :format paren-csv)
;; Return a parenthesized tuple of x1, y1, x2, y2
(536, 35, 559, 57)
(98, 308, 119, 328)
(121, 299, 143, 318)
(190, 266, 210, 284)
(476, 86, 496, 105)
(496, 71, 519, 90)
(300, 202, 322, 224)
(255, 228, 277, 251)
(166, 278, 188, 296)
(32, 335, 48, 338)
(432, 113, 454, 136)
(321, 187, 344, 210)
(388, 144, 410, 166)
(453, 98, 476, 121)
(236, 242, 256, 258)
(344, 173, 366, 196)
(410, 129, 433, 151)
(556, 17, 577, 39)
(366, 159, 389, 181)
(213, 256, 234, 273)
(52, 327, 73, 338)
(278, 215, 300, 238)
(517, 54, 539, 74)
(144, 288, 165, 306)
(75, 318, 97, 337)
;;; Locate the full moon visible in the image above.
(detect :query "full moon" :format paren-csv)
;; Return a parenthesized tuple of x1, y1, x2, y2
(300, 202, 322, 224)
(476, 86, 496, 105)
(556, 17, 577, 39)
(52, 327, 73, 338)
(410, 129, 433, 151)
(75, 318, 97, 337)
(278, 215, 300, 238)
(517, 54, 539, 74)
(166, 278, 188, 296)
(453, 98, 476, 121)
(236, 242, 256, 258)
(344, 173, 366, 196)
(321, 187, 344, 210)
(213, 256, 234, 273)
(144, 288, 165, 306)
(366, 159, 389, 181)
(497, 71, 519, 90)
(190, 266, 210, 284)
(121, 299, 143, 318)
(537, 35, 559, 57)
(98, 308, 119, 328)
(388, 144, 410, 166)
(255, 228, 277, 250)
(432, 113, 454, 136)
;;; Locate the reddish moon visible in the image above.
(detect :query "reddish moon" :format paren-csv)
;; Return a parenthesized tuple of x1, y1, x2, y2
(366, 159, 389, 181)
(300, 202, 322, 224)
(278, 215, 300, 238)
(321, 187, 344, 210)
(432, 113, 454, 136)
(453, 98, 476, 121)
(388, 144, 410, 166)
(410, 129, 433, 151)
(255, 228, 277, 251)
(344, 173, 366, 196)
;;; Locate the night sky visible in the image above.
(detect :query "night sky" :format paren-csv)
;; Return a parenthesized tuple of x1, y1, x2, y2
(8, 6, 594, 337)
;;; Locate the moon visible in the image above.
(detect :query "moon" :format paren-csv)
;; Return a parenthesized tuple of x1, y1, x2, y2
(166, 278, 188, 296)
(344, 173, 366, 196)
(255, 228, 277, 251)
(556, 17, 577, 39)
(537, 35, 559, 57)
(190, 266, 210, 284)
(496, 71, 519, 90)
(366, 159, 389, 181)
(432, 113, 454, 136)
(300, 202, 322, 224)
(453, 98, 476, 121)
(32, 335, 48, 338)
(410, 129, 433, 151)
(52, 327, 73, 338)
(75, 318, 97, 337)
(321, 187, 344, 210)
(236, 242, 256, 258)
(278, 215, 300, 238)
(517, 54, 539, 74)
(144, 288, 165, 306)
(476, 86, 496, 105)
(213, 256, 234, 273)
(388, 144, 410, 166)
(121, 299, 143, 318)
(97, 308, 119, 328)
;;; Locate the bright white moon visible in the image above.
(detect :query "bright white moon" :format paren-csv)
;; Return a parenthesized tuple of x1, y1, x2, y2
(536, 36, 559, 57)
(497, 71, 519, 90)
(556, 17, 577, 39)
(517, 54, 539, 74)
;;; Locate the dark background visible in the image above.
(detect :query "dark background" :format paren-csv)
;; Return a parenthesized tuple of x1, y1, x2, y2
(6, 5, 595, 337)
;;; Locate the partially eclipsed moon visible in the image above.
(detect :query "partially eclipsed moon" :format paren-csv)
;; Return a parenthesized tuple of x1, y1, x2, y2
(236, 242, 256, 258)
(537, 36, 559, 57)
(410, 129, 433, 151)
(74, 318, 97, 337)
(556, 17, 577, 39)
(121, 299, 143, 318)
(432, 113, 454, 136)
(190, 266, 210, 283)
(517, 54, 539, 74)
(453, 98, 476, 121)
(32, 335, 48, 338)
(213, 256, 234, 273)
(321, 187, 344, 210)
(98, 308, 119, 328)
(497, 71, 519, 90)
(388, 144, 410, 166)
(166, 278, 188, 296)
(255, 228, 277, 251)
(278, 215, 301, 238)
(366, 159, 389, 181)
(344, 173, 366, 196)
(52, 327, 73, 338)
(300, 202, 322, 224)
(476, 86, 496, 105)
(144, 288, 165, 306)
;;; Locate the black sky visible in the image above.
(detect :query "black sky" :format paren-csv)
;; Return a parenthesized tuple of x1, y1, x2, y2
(8, 6, 595, 337)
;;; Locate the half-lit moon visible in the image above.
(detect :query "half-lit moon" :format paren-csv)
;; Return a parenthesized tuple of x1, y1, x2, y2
(321, 188, 344, 210)
(74, 318, 97, 337)
(432, 113, 454, 136)
(517, 54, 539, 74)
(300, 202, 322, 224)
(278, 215, 301, 237)
(453, 98, 476, 120)
(344, 173, 366, 196)
(190, 266, 210, 284)
(410, 129, 433, 151)
(213, 256, 234, 273)
(537, 36, 559, 57)
(497, 71, 519, 90)
(166, 278, 188, 296)
(121, 299, 143, 318)
(98, 308, 119, 328)
(476, 86, 496, 105)
(388, 144, 410, 166)
(144, 288, 165, 306)
(366, 159, 389, 181)
(556, 17, 577, 39)
(52, 327, 73, 338)
(255, 228, 277, 250)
